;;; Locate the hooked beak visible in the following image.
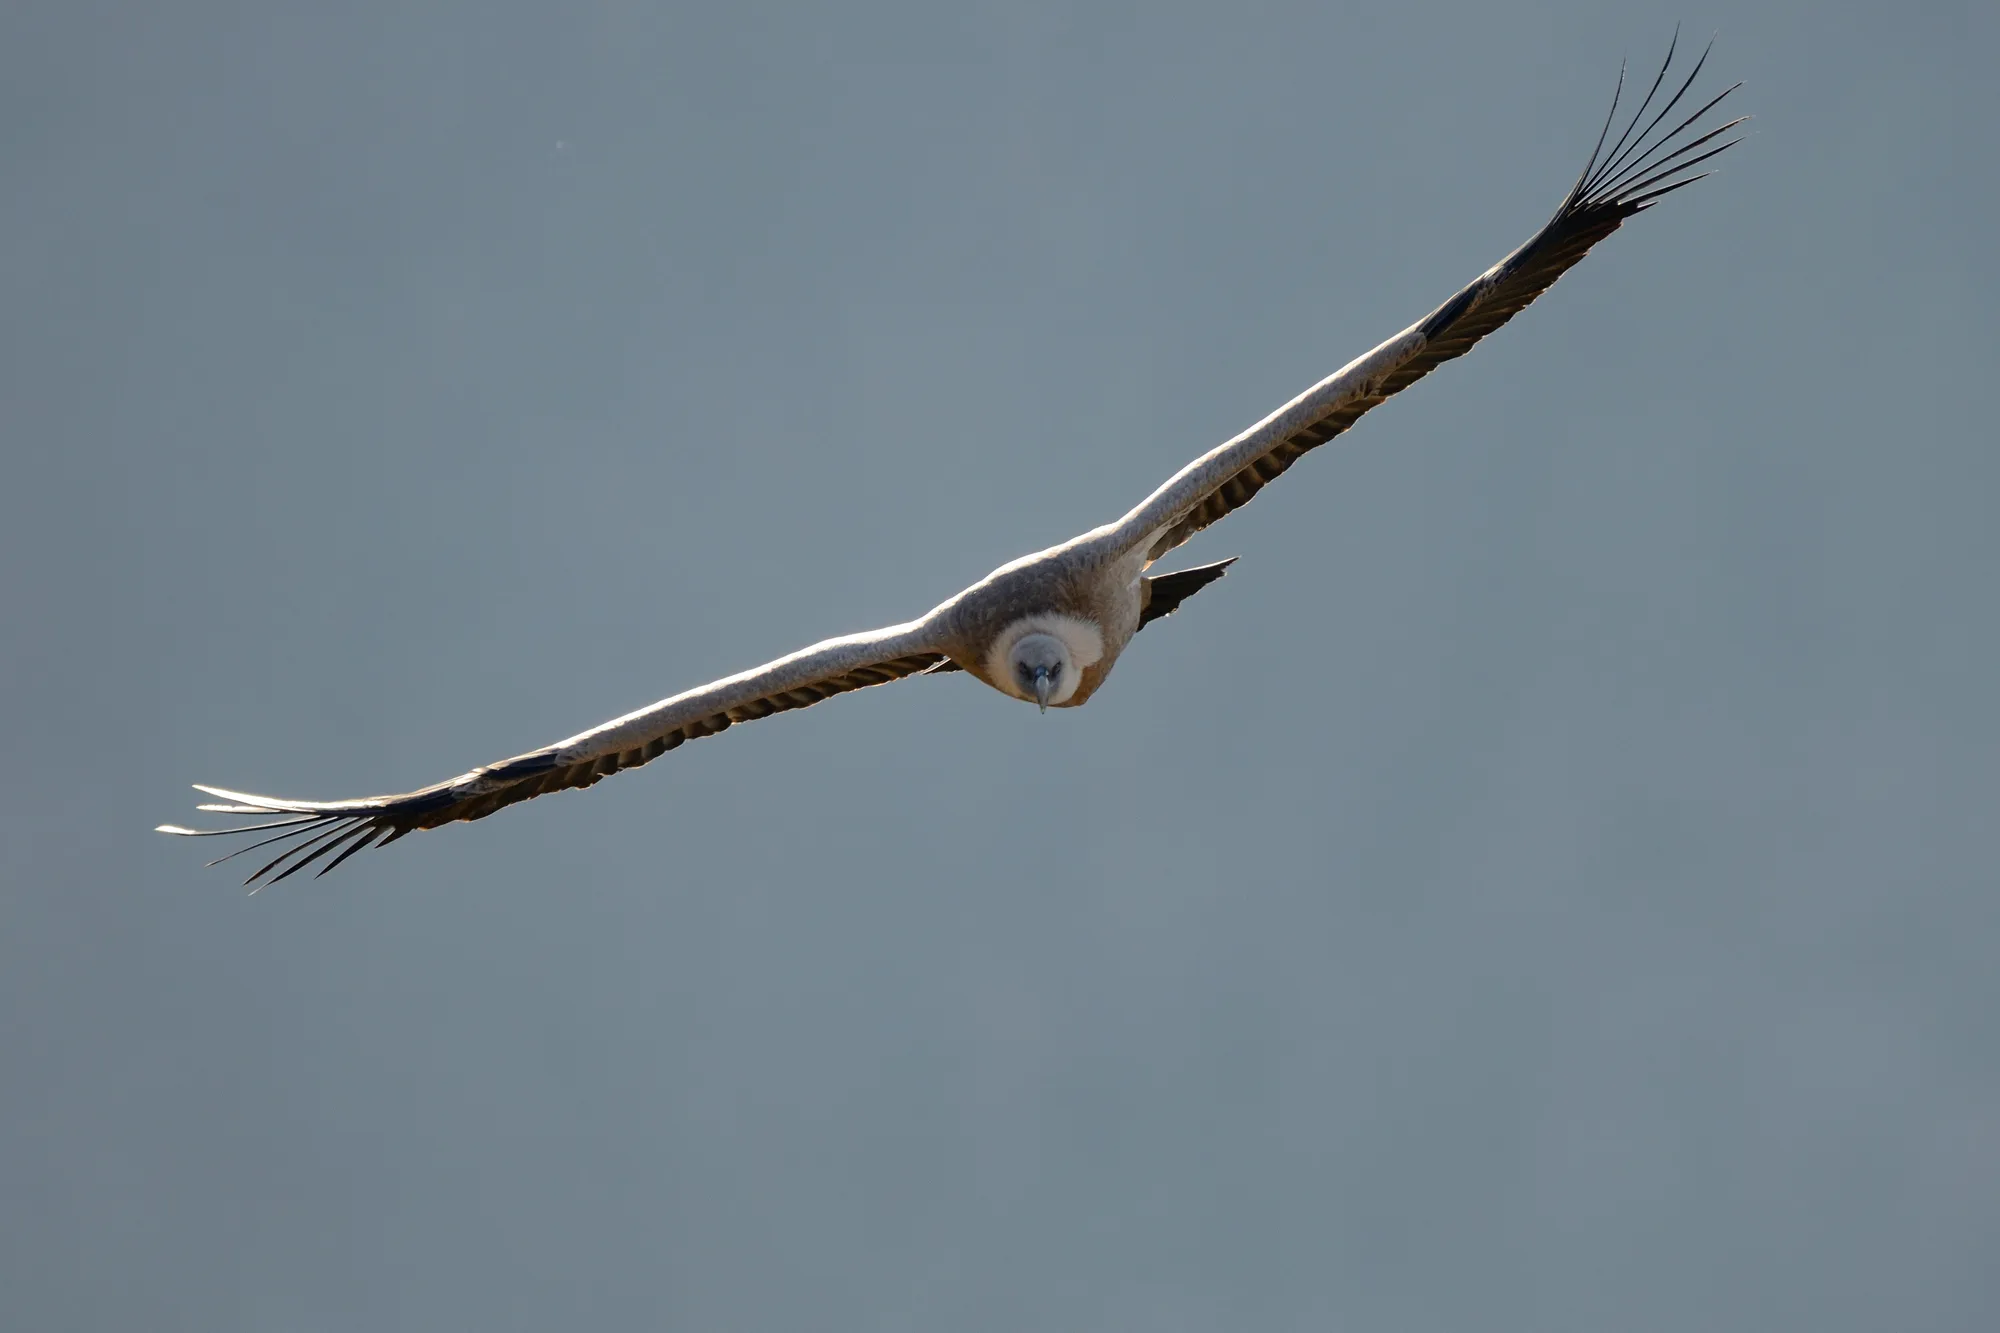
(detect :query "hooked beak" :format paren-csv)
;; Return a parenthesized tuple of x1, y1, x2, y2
(1033, 665, 1052, 713)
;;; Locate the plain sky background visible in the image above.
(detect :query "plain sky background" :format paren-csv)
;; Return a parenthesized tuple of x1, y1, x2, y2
(4, 1, 1996, 1328)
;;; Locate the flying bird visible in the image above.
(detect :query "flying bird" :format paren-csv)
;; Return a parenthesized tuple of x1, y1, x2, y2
(161, 39, 1743, 886)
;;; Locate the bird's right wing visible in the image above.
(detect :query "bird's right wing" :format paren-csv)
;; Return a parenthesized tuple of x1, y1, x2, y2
(1098, 36, 1743, 564)
(159, 620, 953, 886)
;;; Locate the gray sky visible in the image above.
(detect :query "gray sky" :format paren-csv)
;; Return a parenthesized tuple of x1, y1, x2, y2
(4, 1, 1996, 1329)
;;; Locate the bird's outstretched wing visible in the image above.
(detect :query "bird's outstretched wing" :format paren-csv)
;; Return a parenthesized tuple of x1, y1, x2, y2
(1104, 35, 1744, 562)
(159, 622, 950, 886)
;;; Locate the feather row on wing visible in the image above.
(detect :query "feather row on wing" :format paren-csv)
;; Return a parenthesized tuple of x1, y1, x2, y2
(1139, 35, 1742, 561)
(158, 645, 951, 886)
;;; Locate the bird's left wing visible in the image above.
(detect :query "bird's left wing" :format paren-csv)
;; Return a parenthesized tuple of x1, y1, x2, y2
(1097, 37, 1743, 564)
(159, 621, 951, 886)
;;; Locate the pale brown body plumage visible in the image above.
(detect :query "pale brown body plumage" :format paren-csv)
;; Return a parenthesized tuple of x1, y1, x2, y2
(931, 537, 1146, 706)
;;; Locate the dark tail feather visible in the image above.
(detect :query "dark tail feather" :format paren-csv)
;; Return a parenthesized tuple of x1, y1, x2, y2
(1140, 558, 1238, 630)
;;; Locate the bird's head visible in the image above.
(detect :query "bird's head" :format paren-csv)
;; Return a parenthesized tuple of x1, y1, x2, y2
(1006, 632, 1075, 713)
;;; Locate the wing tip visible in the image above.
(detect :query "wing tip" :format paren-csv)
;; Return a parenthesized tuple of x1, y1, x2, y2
(1566, 36, 1743, 220)
(191, 783, 292, 809)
